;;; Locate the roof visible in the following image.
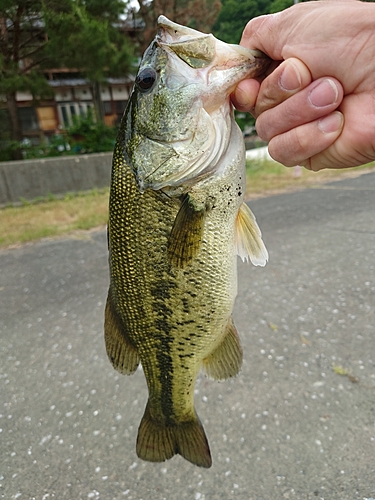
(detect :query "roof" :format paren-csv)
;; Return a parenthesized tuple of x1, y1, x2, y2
(47, 77, 135, 88)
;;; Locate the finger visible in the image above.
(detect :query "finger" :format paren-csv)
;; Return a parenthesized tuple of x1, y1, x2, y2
(256, 77, 344, 141)
(231, 78, 260, 112)
(240, 7, 330, 64)
(232, 59, 281, 112)
(306, 94, 375, 171)
(240, 13, 285, 58)
(267, 111, 344, 167)
(254, 58, 312, 116)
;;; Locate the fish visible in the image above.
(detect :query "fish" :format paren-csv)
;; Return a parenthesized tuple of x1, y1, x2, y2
(104, 15, 270, 468)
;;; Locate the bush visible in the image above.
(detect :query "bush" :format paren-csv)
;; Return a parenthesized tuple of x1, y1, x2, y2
(1, 109, 117, 161)
(66, 110, 116, 154)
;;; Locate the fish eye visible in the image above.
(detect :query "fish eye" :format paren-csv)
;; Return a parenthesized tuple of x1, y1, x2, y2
(136, 67, 157, 92)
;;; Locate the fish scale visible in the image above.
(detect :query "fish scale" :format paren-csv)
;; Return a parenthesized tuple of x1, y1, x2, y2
(107, 143, 241, 461)
(104, 16, 270, 468)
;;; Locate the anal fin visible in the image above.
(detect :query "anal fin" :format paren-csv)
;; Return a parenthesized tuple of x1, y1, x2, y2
(168, 194, 205, 268)
(202, 317, 243, 380)
(136, 402, 212, 468)
(235, 202, 268, 266)
(104, 291, 140, 375)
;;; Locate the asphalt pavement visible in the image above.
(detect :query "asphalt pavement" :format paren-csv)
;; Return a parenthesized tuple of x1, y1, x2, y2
(1, 171, 375, 500)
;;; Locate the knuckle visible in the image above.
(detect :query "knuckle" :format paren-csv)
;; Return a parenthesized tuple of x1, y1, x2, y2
(268, 127, 311, 167)
(242, 15, 269, 40)
(255, 115, 272, 141)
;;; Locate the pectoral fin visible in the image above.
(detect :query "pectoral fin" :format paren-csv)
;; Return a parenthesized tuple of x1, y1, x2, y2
(235, 202, 268, 266)
(168, 194, 205, 268)
(202, 317, 243, 380)
(104, 291, 140, 375)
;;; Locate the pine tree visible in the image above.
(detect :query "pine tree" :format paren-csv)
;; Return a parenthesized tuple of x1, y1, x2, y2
(0, 0, 134, 159)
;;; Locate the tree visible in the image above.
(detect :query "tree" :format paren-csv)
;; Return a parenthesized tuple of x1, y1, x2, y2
(133, 0, 222, 54)
(0, 0, 134, 159)
(212, 0, 323, 44)
(269, 0, 310, 13)
(212, 0, 272, 44)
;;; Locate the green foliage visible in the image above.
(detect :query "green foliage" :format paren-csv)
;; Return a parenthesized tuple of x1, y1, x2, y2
(212, 0, 315, 43)
(84, 0, 126, 20)
(0, 70, 53, 98)
(43, 3, 134, 81)
(1, 0, 134, 147)
(66, 110, 116, 153)
(235, 111, 255, 133)
(19, 110, 117, 159)
(212, 0, 272, 43)
(20, 136, 69, 160)
(0, 109, 12, 161)
(269, 0, 293, 13)
(0, 141, 20, 162)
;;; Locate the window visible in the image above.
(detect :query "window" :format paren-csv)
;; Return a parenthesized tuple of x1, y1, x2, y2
(115, 100, 127, 116)
(18, 107, 39, 132)
(60, 106, 69, 127)
(103, 101, 112, 115)
(57, 102, 94, 127)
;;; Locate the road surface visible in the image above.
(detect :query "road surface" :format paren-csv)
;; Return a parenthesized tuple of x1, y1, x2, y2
(1, 171, 375, 500)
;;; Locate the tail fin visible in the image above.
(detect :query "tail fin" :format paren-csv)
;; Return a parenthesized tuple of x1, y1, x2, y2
(136, 402, 212, 468)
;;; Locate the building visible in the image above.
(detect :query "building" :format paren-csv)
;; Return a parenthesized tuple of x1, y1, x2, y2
(7, 72, 134, 145)
(0, 13, 142, 149)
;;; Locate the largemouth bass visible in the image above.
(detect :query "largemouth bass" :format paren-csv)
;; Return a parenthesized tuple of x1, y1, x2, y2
(105, 16, 270, 468)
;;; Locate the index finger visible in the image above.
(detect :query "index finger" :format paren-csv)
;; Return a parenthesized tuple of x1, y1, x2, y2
(254, 58, 312, 116)
(232, 57, 312, 117)
(231, 79, 260, 112)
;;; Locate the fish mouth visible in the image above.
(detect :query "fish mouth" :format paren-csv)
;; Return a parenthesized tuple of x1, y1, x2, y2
(157, 15, 271, 76)
(157, 15, 206, 41)
(157, 17, 216, 69)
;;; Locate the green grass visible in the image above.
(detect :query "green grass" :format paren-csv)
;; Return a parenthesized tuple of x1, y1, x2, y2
(1, 160, 374, 249)
(0, 188, 109, 248)
(245, 158, 375, 198)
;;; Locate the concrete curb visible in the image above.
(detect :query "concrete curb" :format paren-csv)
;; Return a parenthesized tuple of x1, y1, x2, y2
(0, 152, 113, 205)
(0, 146, 273, 206)
(245, 145, 273, 161)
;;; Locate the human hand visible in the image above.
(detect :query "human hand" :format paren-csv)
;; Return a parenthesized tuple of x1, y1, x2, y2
(232, 0, 375, 171)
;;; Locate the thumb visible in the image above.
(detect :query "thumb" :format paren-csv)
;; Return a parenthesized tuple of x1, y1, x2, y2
(240, 13, 290, 60)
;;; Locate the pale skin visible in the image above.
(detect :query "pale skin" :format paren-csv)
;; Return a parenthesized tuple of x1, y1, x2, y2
(232, 0, 375, 171)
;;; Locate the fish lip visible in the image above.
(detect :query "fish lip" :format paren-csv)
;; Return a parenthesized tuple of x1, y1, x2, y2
(157, 15, 203, 39)
(228, 44, 269, 62)
(156, 15, 271, 76)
